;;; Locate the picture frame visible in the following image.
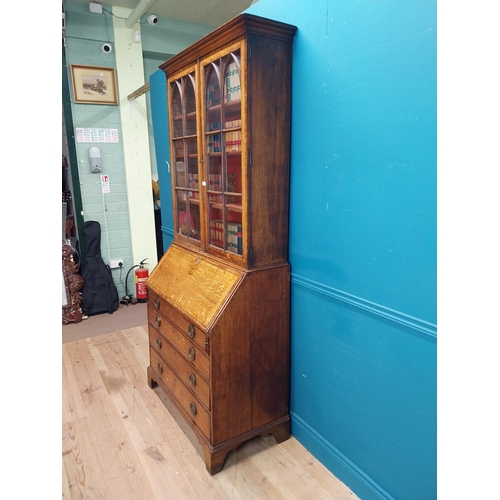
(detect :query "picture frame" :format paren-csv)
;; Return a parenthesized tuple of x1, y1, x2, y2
(70, 64, 118, 105)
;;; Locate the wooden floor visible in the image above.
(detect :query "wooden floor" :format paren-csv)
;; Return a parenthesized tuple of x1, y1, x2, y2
(62, 325, 359, 500)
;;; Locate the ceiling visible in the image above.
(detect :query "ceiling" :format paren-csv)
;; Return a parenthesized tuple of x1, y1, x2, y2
(72, 0, 257, 27)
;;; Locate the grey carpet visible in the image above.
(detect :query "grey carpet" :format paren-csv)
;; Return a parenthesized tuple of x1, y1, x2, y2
(62, 302, 148, 343)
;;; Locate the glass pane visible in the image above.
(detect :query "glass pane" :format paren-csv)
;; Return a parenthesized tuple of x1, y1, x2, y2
(207, 151, 222, 248)
(171, 72, 200, 245)
(172, 82, 183, 138)
(223, 52, 243, 255)
(207, 132, 222, 153)
(206, 64, 221, 132)
(223, 53, 241, 104)
(173, 141, 185, 188)
(177, 191, 201, 241)
(185, 75, 197, 136)
(186, 136, 199, 205)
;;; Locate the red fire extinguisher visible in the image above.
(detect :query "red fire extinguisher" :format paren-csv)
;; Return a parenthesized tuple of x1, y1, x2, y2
(135, 258, 148, 303)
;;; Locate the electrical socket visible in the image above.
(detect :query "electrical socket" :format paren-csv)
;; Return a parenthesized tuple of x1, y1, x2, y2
(110, 259, 124, 269)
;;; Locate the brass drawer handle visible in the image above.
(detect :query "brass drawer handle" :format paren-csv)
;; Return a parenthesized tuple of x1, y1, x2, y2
(154, 297, 160, 309)
(188, 347, 195, 361)
(157, 362, 163, 373)
(156, 337, 162, 349)
(189, 373, 196, 387)
(188, 324, 195, 338)
(190, 402, 197, 416)
(155, 316, 161, 327)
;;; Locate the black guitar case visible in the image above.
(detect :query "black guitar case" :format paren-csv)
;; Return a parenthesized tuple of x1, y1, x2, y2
(81, 221, 119, 316)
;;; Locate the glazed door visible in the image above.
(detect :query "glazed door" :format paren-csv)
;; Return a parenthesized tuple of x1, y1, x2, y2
(169, 68, 202, 246)
(201, 45, 245, 261)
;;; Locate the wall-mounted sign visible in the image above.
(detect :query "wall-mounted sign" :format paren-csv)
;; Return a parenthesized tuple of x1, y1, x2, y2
(101, 175, 110, 193)
(76, 128, 119, 143)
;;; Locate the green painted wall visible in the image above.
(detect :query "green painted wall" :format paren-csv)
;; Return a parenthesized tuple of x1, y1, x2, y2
(63, 0, 212, 297)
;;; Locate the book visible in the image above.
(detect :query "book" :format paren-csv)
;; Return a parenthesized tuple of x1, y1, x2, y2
(226, 222, 242, 255)
(210, 219, 224, 248)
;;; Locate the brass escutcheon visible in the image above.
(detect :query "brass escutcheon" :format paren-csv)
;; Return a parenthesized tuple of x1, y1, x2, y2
(188, 324, 195, 338)
(188, 347, 195, 361)
(190, 402, 197, 416)
(154, 297, 160, 309)
(156, 337, 162, 349)
(189, 373, 196, 386)
(155, 316, 161, 327)
(157, 362, 163, 373)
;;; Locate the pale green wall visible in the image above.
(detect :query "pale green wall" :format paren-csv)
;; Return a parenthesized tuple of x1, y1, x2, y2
(112, 5, 158, 280)
(63, 0, 212, 297)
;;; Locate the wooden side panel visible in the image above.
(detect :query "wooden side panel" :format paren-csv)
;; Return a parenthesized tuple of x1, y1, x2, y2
(246, 34, 294, 268)
(249, 265, 291, 427)
(147, 245, 242, 329)
(210, 265, 290, 444)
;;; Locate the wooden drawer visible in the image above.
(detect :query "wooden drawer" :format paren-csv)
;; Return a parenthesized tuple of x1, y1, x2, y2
(150, 330, 210, 410)
(148, 306, 210, 382)
(148, 290, 208, 353)
(149, 347, 211, 440)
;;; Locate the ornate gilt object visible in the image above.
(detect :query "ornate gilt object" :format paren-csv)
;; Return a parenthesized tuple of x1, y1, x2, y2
(62, 243, 84, 324)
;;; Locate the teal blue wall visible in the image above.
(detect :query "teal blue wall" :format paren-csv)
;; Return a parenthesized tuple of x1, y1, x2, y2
(244, 1, 437, 499)
(65, 0, 437, 497)
(150, 69, 174, 250)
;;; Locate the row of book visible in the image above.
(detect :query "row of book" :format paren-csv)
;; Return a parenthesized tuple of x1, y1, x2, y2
(225, 130, 242, 152)
(207, 118, 242, 133)
(224, 61, 241, 103)
(208, 173, 240, 195)
(207, 132, 241, 153)
(207, 121, 221, 132)
(207, 133, 222, 153)
(225, 119, 241, 128)
(209, 220, 243, 255)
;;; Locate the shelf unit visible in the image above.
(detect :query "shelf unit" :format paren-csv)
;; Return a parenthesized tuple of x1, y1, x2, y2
(146, 13, 297, 474)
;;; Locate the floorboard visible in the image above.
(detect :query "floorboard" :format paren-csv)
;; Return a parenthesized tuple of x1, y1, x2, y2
(62, 325, 359, 500)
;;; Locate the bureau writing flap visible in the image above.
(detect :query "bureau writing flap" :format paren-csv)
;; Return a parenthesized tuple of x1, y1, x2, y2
(147, 245, 243, 329)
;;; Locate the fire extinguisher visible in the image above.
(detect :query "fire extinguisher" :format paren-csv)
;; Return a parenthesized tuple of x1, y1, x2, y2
(135, 258, 148, 303)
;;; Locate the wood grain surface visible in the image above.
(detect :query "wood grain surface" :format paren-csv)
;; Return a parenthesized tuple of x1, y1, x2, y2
(62, 326, 359, 500)
(147, 245, 242, 328)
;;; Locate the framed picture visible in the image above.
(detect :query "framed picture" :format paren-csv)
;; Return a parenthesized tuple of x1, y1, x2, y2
(70, 64, 118, 105)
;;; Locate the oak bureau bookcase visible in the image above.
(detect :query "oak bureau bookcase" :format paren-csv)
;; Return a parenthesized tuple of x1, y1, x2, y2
(146, 13, 297, 474)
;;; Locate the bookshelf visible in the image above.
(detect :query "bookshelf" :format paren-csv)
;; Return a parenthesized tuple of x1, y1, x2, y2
(147, 14, 297, 475)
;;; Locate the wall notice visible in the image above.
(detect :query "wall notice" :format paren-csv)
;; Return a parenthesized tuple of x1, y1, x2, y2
(76, 128, 119, 143)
